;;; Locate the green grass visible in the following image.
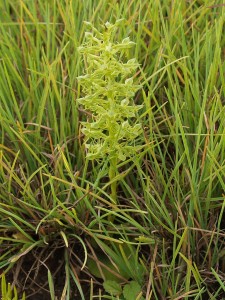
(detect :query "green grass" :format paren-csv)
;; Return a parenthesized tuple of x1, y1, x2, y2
(0, 0, 225, 299)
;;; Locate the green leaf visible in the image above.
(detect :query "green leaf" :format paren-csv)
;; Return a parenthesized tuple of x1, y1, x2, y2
(103, 280, 122, 296)
(123, 281, 144, 300)
(87, 252, 128, 282)
(48, 269, 55, 300)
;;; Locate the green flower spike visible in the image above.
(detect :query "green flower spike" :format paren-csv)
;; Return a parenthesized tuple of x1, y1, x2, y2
(77, 20, 142, 204)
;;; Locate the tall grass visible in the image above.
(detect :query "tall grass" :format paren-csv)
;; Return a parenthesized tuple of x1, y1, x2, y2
(0, 0, 225, 299)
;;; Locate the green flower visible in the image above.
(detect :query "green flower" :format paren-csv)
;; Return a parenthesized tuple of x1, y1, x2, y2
(77, 20, 142, 163)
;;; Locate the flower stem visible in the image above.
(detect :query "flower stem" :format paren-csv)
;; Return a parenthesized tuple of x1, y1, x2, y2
(109, 156, 117, 204)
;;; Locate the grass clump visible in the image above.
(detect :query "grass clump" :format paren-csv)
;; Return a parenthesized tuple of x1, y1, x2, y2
(1, 274, 25, 300)
(0, 0, 225, 299)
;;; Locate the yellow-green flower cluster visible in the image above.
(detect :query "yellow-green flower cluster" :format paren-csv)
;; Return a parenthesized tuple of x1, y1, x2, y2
(77, 20, 142, 161)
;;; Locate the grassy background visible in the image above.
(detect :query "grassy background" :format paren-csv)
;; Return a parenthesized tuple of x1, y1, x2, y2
(0, 0, 225, 299)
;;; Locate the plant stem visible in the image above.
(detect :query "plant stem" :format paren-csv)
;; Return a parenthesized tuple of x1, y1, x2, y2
(109, 156, 117, 204)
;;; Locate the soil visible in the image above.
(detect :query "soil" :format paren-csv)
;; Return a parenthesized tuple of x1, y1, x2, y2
(3, 241, 94, 300)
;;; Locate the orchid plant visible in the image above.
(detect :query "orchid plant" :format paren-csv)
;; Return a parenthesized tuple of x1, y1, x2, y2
(77, 20, 142, 204)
